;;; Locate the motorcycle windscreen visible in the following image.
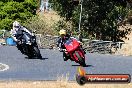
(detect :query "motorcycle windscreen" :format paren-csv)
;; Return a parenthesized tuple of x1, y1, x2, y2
(64, 39, 80, 52)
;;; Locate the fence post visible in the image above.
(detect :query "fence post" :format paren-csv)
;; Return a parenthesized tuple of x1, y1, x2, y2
(35, 34, 42, 48)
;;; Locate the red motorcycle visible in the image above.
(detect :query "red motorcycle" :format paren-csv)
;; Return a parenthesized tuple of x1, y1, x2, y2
(64, 38, 86, 67)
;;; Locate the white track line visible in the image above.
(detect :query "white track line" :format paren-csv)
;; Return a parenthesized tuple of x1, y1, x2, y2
(0, 63, 9, 71)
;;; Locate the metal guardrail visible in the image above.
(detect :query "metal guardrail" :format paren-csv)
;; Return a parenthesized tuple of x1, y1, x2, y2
(82, 40, 124, 54)
(0, 30, 6, 39)
(36, 34, 59, 49)
(0, 33, 124, 54)
(35, 34, 125, 54)
(0, 30, 7, 45)
(0, 32, 125, 53)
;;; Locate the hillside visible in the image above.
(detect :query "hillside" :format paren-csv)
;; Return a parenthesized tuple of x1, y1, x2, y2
(38, 11, 61, 26)
(38, 11, 132, 56)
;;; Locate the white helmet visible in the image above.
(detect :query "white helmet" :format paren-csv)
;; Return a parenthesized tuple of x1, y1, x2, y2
(13, 21, 21, 29)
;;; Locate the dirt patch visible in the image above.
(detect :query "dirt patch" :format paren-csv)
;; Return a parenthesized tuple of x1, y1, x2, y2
(115, 25, 132, 56)
(0, 81, 131, 88)
(38, 11, 61, 26)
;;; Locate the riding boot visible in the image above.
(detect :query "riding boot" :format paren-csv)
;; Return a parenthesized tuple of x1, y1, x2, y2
(83, 49, 86, 54)
(80, 45, 86, 54)
(63, 52, 68, 61)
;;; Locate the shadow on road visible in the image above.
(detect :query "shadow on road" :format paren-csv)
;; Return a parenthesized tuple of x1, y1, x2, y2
(25, 57, 48, 60)
(72, 64, 93, 67)
(40, 58, 48, 60)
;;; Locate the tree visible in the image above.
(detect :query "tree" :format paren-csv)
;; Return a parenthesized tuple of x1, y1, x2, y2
(49, 0, 76, 20)
(0, 0, 37, 31)
(49, 0, 130, 41)
(80, 0, 129, 41)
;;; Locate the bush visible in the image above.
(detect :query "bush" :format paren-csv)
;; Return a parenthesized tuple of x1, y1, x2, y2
(24, 16, 58, 35)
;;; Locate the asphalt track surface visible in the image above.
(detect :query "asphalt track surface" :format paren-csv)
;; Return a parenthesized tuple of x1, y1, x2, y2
(0, 46, 132, 81)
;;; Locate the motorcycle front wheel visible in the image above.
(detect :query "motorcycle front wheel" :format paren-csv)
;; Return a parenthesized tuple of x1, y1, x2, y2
(32, 46, 42, 59)
(75, 51, 86, 67)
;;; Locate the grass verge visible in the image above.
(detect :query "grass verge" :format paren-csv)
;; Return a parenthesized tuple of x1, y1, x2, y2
(0, 80, 131, 88)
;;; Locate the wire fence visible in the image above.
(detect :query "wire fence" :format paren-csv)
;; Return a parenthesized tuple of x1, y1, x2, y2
(35, 34, 125, 54)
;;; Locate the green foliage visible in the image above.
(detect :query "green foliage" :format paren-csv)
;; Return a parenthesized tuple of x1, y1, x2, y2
(49, 0, 129, 41)
(0, 0, 37, 31)
(80, 0, 129, 41)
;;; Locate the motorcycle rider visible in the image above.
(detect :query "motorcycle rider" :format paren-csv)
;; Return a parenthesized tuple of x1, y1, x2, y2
(57, 29, 86, 61)
(57, 29, 71, 61)
(10, 21, 34, 54)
